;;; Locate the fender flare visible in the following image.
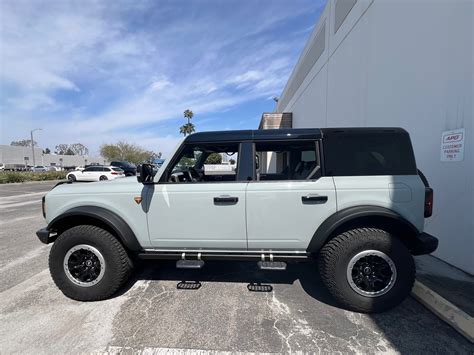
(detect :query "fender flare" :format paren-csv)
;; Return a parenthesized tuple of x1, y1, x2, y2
(306, 205, 420, 252)
(48, 206, 142, 251)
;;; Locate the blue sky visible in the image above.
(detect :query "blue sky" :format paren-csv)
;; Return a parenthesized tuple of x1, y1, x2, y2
(0, 0, 326, 157)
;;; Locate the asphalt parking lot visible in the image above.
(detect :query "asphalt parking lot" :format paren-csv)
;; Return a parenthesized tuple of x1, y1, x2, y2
(0, 181, 472, 354)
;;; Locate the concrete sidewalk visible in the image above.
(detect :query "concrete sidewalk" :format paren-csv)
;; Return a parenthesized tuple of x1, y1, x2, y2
(415, 255, 474, 316)
(414, 255, 474, 342)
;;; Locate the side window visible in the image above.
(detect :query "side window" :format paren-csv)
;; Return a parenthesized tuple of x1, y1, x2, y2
(255, 141, 321, 181)
(323, 133, 417, 176)
(164, 143, 239, 183)
(83, 167, 94, 172)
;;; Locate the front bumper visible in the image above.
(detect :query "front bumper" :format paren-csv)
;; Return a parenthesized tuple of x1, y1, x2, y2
(411, 232, 439, 255)
(36, 228, 53, 244)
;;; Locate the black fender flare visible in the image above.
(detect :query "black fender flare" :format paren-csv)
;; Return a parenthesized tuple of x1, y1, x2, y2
(306, 205, 420, 252)
(48, 206, 142, 251)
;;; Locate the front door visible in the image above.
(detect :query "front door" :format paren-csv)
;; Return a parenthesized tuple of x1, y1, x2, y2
(246, 140, 337, 250)
(146, 142, 247, 250)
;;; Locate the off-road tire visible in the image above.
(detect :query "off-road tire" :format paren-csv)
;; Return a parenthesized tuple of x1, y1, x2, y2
(49, 225, 133, 301)
(318, 227, 415, 313)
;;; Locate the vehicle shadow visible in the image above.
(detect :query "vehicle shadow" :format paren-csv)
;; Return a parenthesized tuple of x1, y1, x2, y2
(114, 258, 473, 352)
(117, 258, 340, 308)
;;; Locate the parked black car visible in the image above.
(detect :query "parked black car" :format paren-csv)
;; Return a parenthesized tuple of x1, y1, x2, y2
(110, 161, 137, 176)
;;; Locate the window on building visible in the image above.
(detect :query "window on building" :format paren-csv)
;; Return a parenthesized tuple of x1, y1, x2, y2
(334, 0, 357, 33)
(255, 141, 321, 181)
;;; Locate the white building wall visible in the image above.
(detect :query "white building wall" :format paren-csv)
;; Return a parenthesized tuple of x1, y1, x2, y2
(0, 145, 107, 168)
(277, 0, 473, 273)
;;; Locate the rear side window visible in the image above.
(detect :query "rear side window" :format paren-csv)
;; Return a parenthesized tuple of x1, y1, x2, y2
(323, 132, 417, 176)
(255, 141, 321, 181)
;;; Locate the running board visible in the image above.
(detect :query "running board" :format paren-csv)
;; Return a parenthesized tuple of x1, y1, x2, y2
(258, 261, 287, 271)
(176, 259, 205, 269)
(138, 251, 309, 261)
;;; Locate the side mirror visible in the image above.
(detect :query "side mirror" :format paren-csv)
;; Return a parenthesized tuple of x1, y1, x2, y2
(137, 163, 154, 184)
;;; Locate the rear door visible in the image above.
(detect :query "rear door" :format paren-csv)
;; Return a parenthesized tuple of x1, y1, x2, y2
(78, 167, 94, 181)
(246, 140, 337, 251)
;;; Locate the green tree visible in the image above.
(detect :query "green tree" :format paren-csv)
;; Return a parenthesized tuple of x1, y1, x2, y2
(69, 143, 89, 156)
(55, 144, 69, 155)
(205, 153, 222, 164)
(54, 143, 89, 155)
(100, 141, 161, 165)
(11, 139, 37, 147)
(179, 109, 195, 136)
(179, 123, 195, 136)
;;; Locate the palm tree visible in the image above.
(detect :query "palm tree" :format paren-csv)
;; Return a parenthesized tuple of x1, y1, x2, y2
(179, 123, 195, 136)
(179, 109, 195, 136)
(184, 109, 194, 123)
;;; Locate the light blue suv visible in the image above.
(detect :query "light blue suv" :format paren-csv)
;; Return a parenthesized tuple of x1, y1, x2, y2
(37, 128, 437, 312)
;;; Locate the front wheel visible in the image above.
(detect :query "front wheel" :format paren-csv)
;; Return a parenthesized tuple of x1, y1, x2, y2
(49, 225, 133, 301)
(67, 174, 76, 182)
(318, 228, 415, 313)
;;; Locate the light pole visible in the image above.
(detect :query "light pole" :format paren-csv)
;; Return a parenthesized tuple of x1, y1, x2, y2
(30, 128, 42, 167)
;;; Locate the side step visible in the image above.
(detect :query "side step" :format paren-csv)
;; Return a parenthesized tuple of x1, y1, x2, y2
(258, 261, 287, 271)
(176, 259, 205, 269)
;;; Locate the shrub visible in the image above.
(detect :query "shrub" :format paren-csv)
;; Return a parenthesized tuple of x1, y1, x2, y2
(0, 171, 67, 184)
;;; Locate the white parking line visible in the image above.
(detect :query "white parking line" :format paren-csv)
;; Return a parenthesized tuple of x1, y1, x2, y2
(104, 346, 247, 355)
(0, 191, 46, 202)
(0, 199, 41, 209)
(0, 245, 48, 273)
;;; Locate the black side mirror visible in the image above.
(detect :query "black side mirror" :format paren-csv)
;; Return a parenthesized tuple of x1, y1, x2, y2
(137, 163, 154, 184)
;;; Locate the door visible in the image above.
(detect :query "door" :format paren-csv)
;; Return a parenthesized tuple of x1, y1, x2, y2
(77, 167, 93, 181)
(146, 142, 248, 250)
(81, 166, 99, 181)
(246, 140, 337, 250)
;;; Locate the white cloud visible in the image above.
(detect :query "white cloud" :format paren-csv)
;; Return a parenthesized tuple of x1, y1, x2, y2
(1, 0, 324, 154)
(148, 76, 171, 92)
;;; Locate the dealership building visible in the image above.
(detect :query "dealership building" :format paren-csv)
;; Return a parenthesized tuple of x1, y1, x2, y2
(0, 145, 107, 169)
(263, 0, 472, 273)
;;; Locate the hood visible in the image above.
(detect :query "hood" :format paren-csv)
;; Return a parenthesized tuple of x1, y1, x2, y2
(48, 176, 142, 196)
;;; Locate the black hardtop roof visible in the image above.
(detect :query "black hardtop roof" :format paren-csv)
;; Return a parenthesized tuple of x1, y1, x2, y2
(184, 127, 407, 143)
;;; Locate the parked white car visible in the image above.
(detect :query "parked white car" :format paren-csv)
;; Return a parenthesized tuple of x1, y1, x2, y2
(31, 165, 48, 172)
(0, 163, 4, 171)
(66, 166, 125, 182)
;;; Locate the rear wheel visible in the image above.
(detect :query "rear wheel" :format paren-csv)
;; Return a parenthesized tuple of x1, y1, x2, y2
(49, 225, 133, 301)
(99, 175, 108, 181)
(318, 228, 415, 313)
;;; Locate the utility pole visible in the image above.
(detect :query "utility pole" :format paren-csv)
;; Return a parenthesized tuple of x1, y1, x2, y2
(30, 128, 42, 167)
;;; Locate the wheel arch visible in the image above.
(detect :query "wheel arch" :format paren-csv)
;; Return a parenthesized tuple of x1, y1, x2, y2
(48, 206, 142, 252)
(307, 206, 421, 254)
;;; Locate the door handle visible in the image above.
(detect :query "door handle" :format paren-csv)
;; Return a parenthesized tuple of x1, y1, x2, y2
(302, 194, 328, 204)
(214, 195, 238, 204)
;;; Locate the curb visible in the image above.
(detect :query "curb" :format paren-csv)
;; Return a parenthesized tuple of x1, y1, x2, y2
(411, 280, 474, 343)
